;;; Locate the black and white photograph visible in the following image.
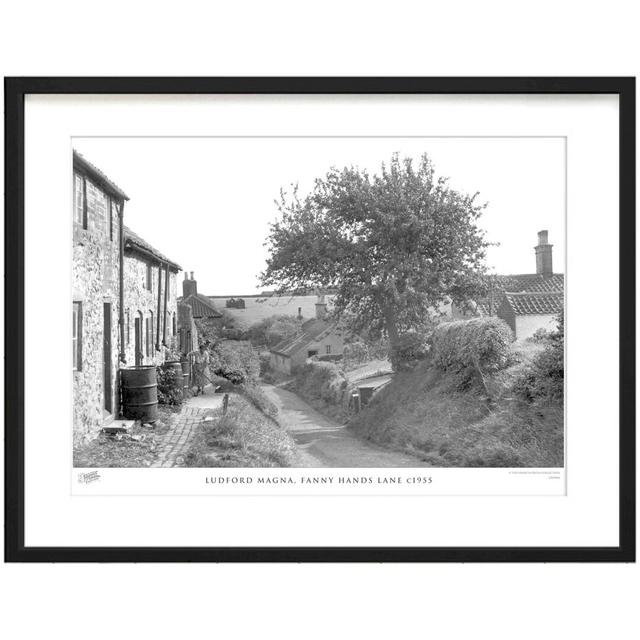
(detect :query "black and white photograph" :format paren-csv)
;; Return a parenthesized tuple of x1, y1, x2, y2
(72, 137, 565, 471)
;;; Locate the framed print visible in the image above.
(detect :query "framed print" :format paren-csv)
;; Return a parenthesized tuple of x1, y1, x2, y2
(4, 77, 635, 562)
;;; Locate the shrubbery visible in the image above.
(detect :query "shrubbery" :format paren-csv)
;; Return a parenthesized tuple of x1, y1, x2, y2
(390, 331, 431, 371)
(431, 317, 514, 376)
(514, 311, 564, 403)
(156, 366, 183, 405)
(209, 340, 260, 386)
(293, 360, 350, 407)
(343, 337, 389, 369)
(245, 315, 302, 348)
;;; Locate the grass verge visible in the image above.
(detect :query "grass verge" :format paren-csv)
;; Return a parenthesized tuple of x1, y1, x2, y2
(350, 354, 563, 468)
(184, 394, 297, 467)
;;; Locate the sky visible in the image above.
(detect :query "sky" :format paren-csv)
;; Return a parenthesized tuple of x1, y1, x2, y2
(73, 137, 566, 295)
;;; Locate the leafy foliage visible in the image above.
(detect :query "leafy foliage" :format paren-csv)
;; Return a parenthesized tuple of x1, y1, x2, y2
(245, 314, 302, 348)
(292, 360, 350, 407)
(156, 366, 183, 405)
(390, 329, 432, 371)
(210, 340, 260, 386)
(261, 152, 490, 364)
(514, 309, 564, 402)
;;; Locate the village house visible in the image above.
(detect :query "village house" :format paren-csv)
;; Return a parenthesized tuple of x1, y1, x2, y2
(72, 151, 128, 442)
(179, 272, 223, 347)
(73, 151, 183, 443)
(454, 230, 564, 340)
(269, 295, 344, 374)
(122, 227, 182, 366)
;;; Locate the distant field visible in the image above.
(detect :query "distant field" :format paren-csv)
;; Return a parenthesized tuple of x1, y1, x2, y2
(208, 294, 335, 328)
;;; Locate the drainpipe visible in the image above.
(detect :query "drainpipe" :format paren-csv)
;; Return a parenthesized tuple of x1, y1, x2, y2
(156, 263, 163, 352)
(118, 200, 126, 364)
(162, 262, 169, 347)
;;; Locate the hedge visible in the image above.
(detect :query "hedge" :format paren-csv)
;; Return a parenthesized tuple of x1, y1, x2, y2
(431, 317, 514, 374)
(293, 360, 350, 406)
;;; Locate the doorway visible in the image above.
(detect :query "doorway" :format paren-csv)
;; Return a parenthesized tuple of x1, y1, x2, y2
(103, 302, 112, 414)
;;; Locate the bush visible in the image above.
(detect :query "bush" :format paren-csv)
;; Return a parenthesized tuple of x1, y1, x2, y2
(156, 366, 183, 405)
(245, 315, 302, 348)
(514, 310, 564, 402)
(390, 330, 431, 372)
(431, 317, 514, 375)
(293, 360, 350, 406)
(226, 297, 245, 309)
(210, 340, 260, 386)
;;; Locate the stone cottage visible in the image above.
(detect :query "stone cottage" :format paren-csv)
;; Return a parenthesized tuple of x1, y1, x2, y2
(72, 151, 128, 442)
(454, 230, 564, 340)
(122, 227, 182, 366)
(269, 295, 344, 374)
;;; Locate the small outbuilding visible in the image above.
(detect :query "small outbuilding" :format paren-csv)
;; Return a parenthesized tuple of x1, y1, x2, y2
(497, 291, 563, 341)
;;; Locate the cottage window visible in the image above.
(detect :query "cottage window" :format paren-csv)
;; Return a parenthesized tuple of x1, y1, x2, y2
(172, 313, 176, 336)
(325, 345, 332, 355)
(146, 264, 152, 291)
(72, 302, 82, 371)
(126, 310, 130, 346)
(74, 174, 87, 229)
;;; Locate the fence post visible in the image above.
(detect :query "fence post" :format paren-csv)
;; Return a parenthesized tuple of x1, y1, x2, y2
(351, 390, 361, 414)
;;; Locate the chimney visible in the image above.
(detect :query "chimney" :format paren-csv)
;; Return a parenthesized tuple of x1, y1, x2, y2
(534, 230, 553, 276)
(315, 294, 327, 320)
(182, 271, 197, 298)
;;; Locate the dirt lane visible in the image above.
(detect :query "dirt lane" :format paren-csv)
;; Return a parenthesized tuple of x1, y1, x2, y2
(261, 384, 429, 468)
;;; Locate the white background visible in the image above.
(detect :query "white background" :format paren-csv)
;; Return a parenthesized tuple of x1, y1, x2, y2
(1, 2, 638, 640)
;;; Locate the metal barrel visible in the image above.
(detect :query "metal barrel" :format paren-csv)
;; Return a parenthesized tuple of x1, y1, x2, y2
(120, 366, 158, 422)
(180, 359, 191, 390)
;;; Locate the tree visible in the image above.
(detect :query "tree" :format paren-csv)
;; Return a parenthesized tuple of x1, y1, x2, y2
(245, 314, 302, 348)
(261, 153, 490, 362)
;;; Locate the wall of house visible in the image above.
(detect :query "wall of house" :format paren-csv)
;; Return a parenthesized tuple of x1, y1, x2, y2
(515, 314, 559, 341)
(72, 176, 121, 443)
(290, 327, 345, 370)
(270, 352, 292, 374)
(122, 254, 179, 366)
(177, 302, 199, 356)
(497, 304, 516, 335)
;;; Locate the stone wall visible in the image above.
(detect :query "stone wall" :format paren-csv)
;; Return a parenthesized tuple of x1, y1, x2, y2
(72, 175, 121, 444)
(122, 253, 179, 366)
(177, 302, 199, 355)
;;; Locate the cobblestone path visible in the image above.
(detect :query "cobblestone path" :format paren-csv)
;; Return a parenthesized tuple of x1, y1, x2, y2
(152, 406, 207, 468)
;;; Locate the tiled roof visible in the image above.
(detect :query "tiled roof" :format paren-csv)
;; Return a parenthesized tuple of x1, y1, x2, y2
(502, 291, 564, 315)
(73, 150, 129, 201)
(124, 226, 182, 271)
(182, 294, 222, 319)
(476, 273, 564, 315)
(494, 273, 564, 293)
(270, 318, 335, 357)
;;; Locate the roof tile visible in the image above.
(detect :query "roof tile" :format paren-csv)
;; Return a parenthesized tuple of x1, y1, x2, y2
(503, 291, 564, 315)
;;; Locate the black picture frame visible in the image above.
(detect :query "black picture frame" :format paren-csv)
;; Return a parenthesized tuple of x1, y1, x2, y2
(4, 77, 636, 563)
